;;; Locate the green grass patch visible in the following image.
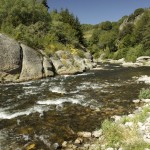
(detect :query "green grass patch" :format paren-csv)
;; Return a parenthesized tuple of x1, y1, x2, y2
(139, 88, 150, 99)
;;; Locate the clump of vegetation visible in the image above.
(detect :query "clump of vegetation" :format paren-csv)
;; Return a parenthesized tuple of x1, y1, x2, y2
(139, 88, 150, 99)
(101, 119, 144, 149)
(102, 119, 123, 147)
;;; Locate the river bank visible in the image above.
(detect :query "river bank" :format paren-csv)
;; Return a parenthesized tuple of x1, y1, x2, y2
(60, 99, 150, 150)
(58, 77, 150, 150)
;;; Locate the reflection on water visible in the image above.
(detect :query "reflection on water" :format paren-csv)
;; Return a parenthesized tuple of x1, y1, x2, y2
(0, 63, 150, 149)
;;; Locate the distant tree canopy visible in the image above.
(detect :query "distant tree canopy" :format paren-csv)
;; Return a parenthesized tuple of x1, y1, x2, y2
(83, 7, 150, 61)
(0, 1, 149, 61)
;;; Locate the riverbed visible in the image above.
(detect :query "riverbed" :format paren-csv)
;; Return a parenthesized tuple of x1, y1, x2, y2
(0, 63, 149, 150)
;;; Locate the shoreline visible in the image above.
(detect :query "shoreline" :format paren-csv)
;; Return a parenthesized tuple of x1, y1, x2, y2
(60, 99, 150, 150)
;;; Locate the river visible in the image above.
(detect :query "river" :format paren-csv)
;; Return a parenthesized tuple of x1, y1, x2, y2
(0, 63, 149, 150)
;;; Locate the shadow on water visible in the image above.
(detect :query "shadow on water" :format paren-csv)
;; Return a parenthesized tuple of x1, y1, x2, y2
(0, 63, 150, 149)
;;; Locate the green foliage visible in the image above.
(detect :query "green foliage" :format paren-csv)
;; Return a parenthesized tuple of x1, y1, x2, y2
(139, 88, 150, 99)
(102, 119, 123, 147)
(0, 1, 149, 61)
(123, 142, 150, 150)
(125, 44, 144, 62)
(113, 48, 128, 60)
(128, 8, 144, 22)
(101, 21, 112, 30)
(0, 0, 85, 56)
(119, 24, 134, 39)
(85, 8, 150, 62)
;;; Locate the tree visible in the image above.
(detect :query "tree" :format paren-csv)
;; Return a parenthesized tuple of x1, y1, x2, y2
(41, 0, 49, 9)
(101, 21, 112, 30)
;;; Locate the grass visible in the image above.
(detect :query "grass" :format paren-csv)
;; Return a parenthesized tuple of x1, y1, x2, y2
(139, 88, 150, 99)
(101, 116, 150, 149)
(102, 119, 123, 147)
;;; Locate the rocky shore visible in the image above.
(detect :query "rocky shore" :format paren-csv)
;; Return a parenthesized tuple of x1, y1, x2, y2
(58, 99, 150, 150)
(94, 57, 150, 67)
(0, 33, 95, 83)
(1, 33, 150, 83)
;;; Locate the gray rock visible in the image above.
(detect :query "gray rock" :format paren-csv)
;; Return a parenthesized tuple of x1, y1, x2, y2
(52, 143, 60, 150)
(136, 56, 150, 66)
(106, 148, 114, 150)
(92, 130, 103, 138)
(51, 50, 87, 75)
(19, 44, 43, 81)
(136, 56, 150, 62)
(74, 137, 83, 144)
(0, 33, 22, 73)
(43, 57, 54, 77)
(84, 52, 92, 60)
(133, 99, 140, 103)
(77, 132, 92, 138)
(62, 141, 67, 148)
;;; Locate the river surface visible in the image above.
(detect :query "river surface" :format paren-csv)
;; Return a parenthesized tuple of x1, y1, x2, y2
(0, 63, 150, 150)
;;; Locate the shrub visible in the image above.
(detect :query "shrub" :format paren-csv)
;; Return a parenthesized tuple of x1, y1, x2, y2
(113, 48, 128, 60)
(125, 44, 144, 62)
(44, 43, 66, 56)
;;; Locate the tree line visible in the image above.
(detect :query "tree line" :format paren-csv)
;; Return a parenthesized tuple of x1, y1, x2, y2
(0, 0, 149, 61)
(0, 0, 85, 56)
(84, 8, 150, 62)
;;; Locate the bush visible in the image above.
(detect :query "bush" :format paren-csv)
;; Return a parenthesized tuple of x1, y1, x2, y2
(125, 45, 144, 62)
(113, 48, 128, 60)
(44, 42, 66, 56)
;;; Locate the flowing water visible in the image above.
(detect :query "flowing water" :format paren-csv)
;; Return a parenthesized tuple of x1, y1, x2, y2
(0, 63, 150, 150)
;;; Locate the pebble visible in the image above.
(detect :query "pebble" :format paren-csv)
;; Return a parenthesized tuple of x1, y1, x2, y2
(62, 141, 67, 148)
(74, 137, 83, 144)
(106, 147, 114, 150)
(133, 99, 140, 103)
(77, 132, 92, 138)
(92, 130, 102, 138)
(142, 99, 150, 103)
(52, 143, 60, 149)
(112, 115, 121, 122)
(89, 144, 99, 150)
(125, 122, 133, 127)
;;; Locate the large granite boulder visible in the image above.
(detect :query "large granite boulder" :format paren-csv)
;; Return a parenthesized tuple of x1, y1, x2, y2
(19, 44, 43, 81)
(0, 33, 22, 73)
(51, 50, 94, 75)
(51, 50, 85, 75)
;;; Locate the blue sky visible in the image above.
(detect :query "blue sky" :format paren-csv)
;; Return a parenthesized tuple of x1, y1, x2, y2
(47, 0, 150, 24)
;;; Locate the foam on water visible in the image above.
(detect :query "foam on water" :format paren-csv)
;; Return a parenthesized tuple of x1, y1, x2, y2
(137, 75, 150, 84)
(23, 86, 37, 89)
(0, 105, 47, 120)
(37, 98, 80, 105)
(49, 86, 66, 94)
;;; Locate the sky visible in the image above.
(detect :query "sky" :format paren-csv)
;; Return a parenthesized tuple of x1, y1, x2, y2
(47, 0, 150, 24)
